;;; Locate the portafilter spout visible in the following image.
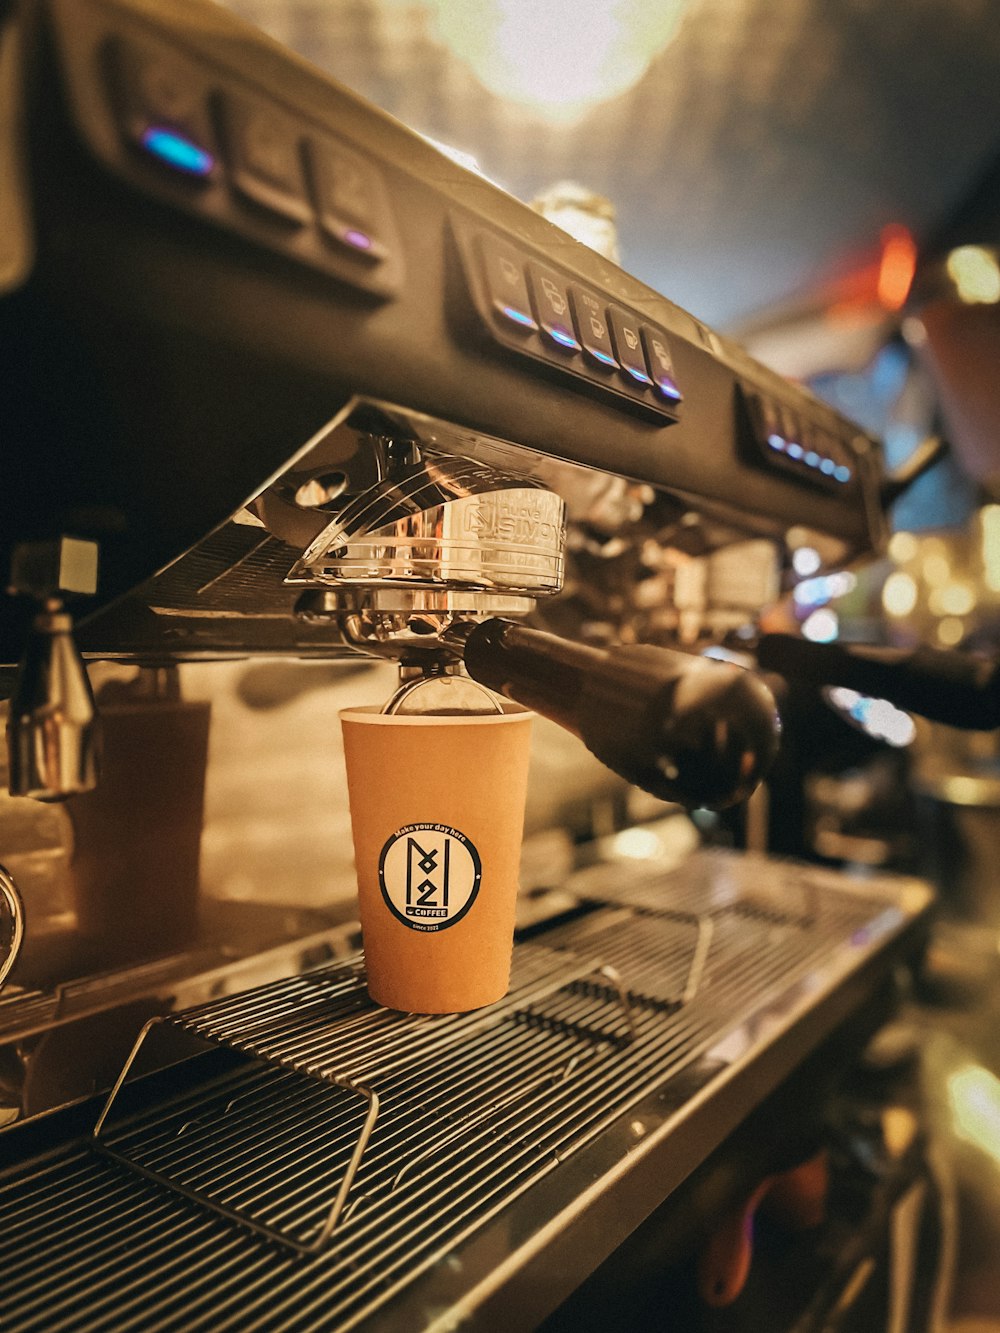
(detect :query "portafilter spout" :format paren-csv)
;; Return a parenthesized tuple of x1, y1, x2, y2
(451, 619, 781, 810)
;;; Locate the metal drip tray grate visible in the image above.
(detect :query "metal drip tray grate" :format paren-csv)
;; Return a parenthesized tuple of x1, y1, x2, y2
(90, 942, 625, 1254)
(0, 852, 931, 1333)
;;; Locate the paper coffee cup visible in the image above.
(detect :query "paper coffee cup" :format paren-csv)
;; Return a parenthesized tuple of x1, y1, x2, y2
(340, 706, 533, 1014)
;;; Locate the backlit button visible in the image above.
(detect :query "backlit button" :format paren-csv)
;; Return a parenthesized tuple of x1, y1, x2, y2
(569, 286, 617, 369)
(478, 234, 537, 331)
(309, 138, 388, 259)
(607, 307, 652, 386)
(527, 262, 582, 353)
(641, 326, 682, 403)
(221, 95, 310, 224)
(113, 39, 216, 179)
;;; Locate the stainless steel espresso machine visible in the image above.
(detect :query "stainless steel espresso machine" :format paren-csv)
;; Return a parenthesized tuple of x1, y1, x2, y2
(0, 1, 946, 1328)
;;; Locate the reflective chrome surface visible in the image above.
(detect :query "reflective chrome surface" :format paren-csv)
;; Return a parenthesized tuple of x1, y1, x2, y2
(6, 603, 100, 800)
(287, 455, 566, 602)
(0, 862, 25, 991)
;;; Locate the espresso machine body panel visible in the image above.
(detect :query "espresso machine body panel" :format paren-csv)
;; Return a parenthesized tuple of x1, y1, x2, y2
(1, 0, 886, 666)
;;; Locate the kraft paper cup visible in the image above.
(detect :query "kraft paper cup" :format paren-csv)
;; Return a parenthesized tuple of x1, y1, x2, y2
(340, 706, 533, 1014)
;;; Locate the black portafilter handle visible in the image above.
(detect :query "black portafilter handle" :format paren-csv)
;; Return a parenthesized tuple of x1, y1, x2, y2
(461, 619, 782, 810)
(757, 633, 1000, 731)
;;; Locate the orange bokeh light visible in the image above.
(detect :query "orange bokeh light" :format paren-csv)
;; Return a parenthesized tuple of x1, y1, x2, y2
(877, 224, 918, 311)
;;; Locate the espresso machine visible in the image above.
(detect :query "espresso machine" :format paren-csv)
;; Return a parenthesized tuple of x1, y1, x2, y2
(0, 0, 950, 1327)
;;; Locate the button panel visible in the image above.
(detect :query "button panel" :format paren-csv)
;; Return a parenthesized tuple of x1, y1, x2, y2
(467, 226, 683, 422)
(569, 286, 617, 369)
(608, 306, 653, 388)
(741, 389, 857, 490)
(479, 234, 538, 331)
(220, 93, 311, 223)
(641, 325, 682, 403)
(527, 262, 581, 353)
(114, 39, 217, 179)
(308, 137, 390, 260)
(105, 36, 402, 298)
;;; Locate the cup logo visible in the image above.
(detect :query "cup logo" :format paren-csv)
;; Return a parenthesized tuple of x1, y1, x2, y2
(378, 823, 482, 932)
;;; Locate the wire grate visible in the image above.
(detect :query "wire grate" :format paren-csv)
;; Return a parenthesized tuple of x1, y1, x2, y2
(0, 852, 922, 1332)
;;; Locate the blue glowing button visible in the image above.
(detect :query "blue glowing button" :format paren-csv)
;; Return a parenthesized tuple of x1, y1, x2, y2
(804, 450, 821, 469)
(479, 234, 537, 332)
(221, 94, 311, 224)
(641, 326, 683, 404)
(527, 262, 581, 353)
(786, 442, 804, 461)
(607, 307, 652, 386)
(140, 127, 214, 177)
(569, 285, 618, 370)
(819, 457, 836, 475)
(834, 465, 853, 483)
(767, 433, 786, 451)
(114, 40, 216, 179)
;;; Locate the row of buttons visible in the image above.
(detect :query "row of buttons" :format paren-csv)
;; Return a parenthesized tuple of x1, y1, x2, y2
(110, 37, 392, 266)
(744, 391, 856, 490)
(478, 232, 683, 410)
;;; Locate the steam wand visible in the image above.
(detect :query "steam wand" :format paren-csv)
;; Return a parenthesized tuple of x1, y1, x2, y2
(5, 537, 101, 800)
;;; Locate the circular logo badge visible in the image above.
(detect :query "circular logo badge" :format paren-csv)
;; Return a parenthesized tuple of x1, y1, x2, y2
(378, 823, 483, 933)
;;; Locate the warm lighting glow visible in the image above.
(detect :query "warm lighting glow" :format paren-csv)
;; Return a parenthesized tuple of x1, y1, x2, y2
(611, 827, 663, 860)
(929, 581, 975, 617)
(882, 571, 918, 618)
(802, 608, 839, 642)
(901, 316, 928, 348)
(532, 181, 620, 261)
(948, 1064, 1000, 1165)
(937, 617, 965, 646)
(792, 546, 822, 576)
(983, 506, 1000, 591)
(888, 531, 918, 564)
(946, 246, 1000, 305)
(922, 552, 951, 587)
(426, 0, 689, 123)
(421, 135, 488, 176)
(877, 225, 918, 311)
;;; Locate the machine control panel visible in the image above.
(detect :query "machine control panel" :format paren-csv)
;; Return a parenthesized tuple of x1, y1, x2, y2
(104, 35, 401, 294)
(739, 387, 858, 491)
(465, 225, 684, 423)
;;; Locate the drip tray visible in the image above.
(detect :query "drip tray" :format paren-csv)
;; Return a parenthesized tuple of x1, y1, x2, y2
(0, 851, 933, 1332)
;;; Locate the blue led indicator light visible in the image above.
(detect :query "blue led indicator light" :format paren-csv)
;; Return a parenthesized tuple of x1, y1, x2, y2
(501, 305, 537, 329)
(656, 376, 682, 401)
(834, 465, 852, 483)
(767, 433, 786, 451)
(549, 327, 581, 350)
(820, 458, 836, 475)
(804, 450, 820, 468)
(786, 442, 804, 460)
(626, 366, 653, 384)
(344, 228, 373, 251)
(590, 349, 618, 367)
(140, 127, 214, 177)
